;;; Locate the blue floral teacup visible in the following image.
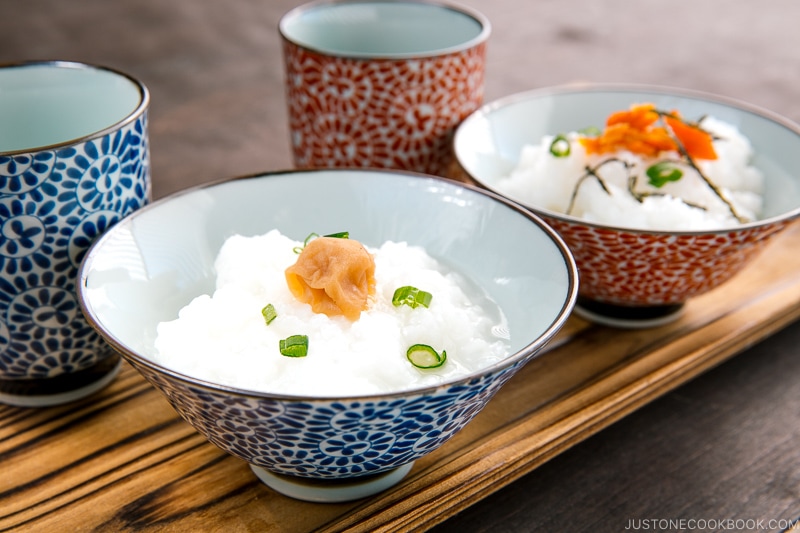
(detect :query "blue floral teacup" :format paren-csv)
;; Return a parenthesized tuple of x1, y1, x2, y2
(0, 61, 150, 406)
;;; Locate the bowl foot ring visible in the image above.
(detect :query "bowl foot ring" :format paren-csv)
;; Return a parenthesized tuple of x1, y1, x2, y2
(0, 356, 122, 408)
(251, 461, 415, 503)
(574, 297, 685, 329)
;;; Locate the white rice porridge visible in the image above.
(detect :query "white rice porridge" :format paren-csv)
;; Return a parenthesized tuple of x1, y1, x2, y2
(496, 116, 764, 231)
(153, 230, 510, 396)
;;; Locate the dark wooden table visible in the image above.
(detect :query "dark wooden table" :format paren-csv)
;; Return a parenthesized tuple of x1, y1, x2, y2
(3, 1, 800, 531)
(433, 322, 800, 533)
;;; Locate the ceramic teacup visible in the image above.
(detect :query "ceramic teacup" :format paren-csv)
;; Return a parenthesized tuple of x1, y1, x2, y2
(0, 61, 151, 407)
(279, 0, 490, 177)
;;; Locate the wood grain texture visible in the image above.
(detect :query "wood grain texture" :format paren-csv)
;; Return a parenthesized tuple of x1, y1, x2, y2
(1, 226, 798, 532)
(432, 321, 800, 532)
(2, 0, 800, 531)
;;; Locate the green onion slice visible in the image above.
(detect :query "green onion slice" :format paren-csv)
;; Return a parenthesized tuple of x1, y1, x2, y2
(262, 303, 277, 325)
(406, 344, 447, 369)
(578, 126, 602, 137)
(549, 134, 571, 158)
(392, 286, 432, 309)
(279, 335, 308, 358)
(293, 233, 318, 254)
(293, 231, 349, 253)
(646, 162, 684, 188)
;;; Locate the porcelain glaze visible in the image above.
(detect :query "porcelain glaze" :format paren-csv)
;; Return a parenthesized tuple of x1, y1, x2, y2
(78, 170, 578, 499)
(280, 0, 490, 177)
(454, 84, 800, 327)
(0, 61, 150, 405)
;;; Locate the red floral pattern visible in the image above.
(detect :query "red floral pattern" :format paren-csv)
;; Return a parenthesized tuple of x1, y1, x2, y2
(543, 216, 792, 306)
(283, 41, 486, 176)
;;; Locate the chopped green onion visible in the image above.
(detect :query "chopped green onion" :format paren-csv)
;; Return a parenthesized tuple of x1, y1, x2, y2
(406, 344, 446, 369)
(392, 286, 432, 309)
(293, 233, 319, 254)
(646, 162, 683, 188)
(578, 126, 602, 137)
(293, 231, 349, 253)
(549, 134, 571, 158)
(261, 303, 277, 325)
(279, 335, 308, 357)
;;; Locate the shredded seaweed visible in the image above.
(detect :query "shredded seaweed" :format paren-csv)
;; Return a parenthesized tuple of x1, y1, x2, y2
(566, 105, 749, 223)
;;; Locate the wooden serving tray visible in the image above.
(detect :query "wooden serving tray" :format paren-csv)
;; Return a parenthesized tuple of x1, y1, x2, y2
(3, 222, 800, 533)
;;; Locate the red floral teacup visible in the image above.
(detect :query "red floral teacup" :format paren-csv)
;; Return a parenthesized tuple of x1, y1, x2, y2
(279, 0, 490, 177)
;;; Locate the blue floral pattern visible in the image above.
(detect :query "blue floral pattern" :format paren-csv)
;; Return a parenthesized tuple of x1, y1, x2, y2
(136, 360, 522, 480)
(0, 113, 150, 379)
(0, 151, 57, 195)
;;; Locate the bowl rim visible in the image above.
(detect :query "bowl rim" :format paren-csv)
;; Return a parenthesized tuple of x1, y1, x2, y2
(78, 168, 579, 401)
(278, 0, 491, 60)
(0, 59, 150, 156)
(454, 81, 800, 236)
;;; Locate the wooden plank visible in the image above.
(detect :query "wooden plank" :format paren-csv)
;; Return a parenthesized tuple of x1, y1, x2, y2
(1, 223, 798, 532)
(430, 321, 800, 532)
(316, 221, 800, 531)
